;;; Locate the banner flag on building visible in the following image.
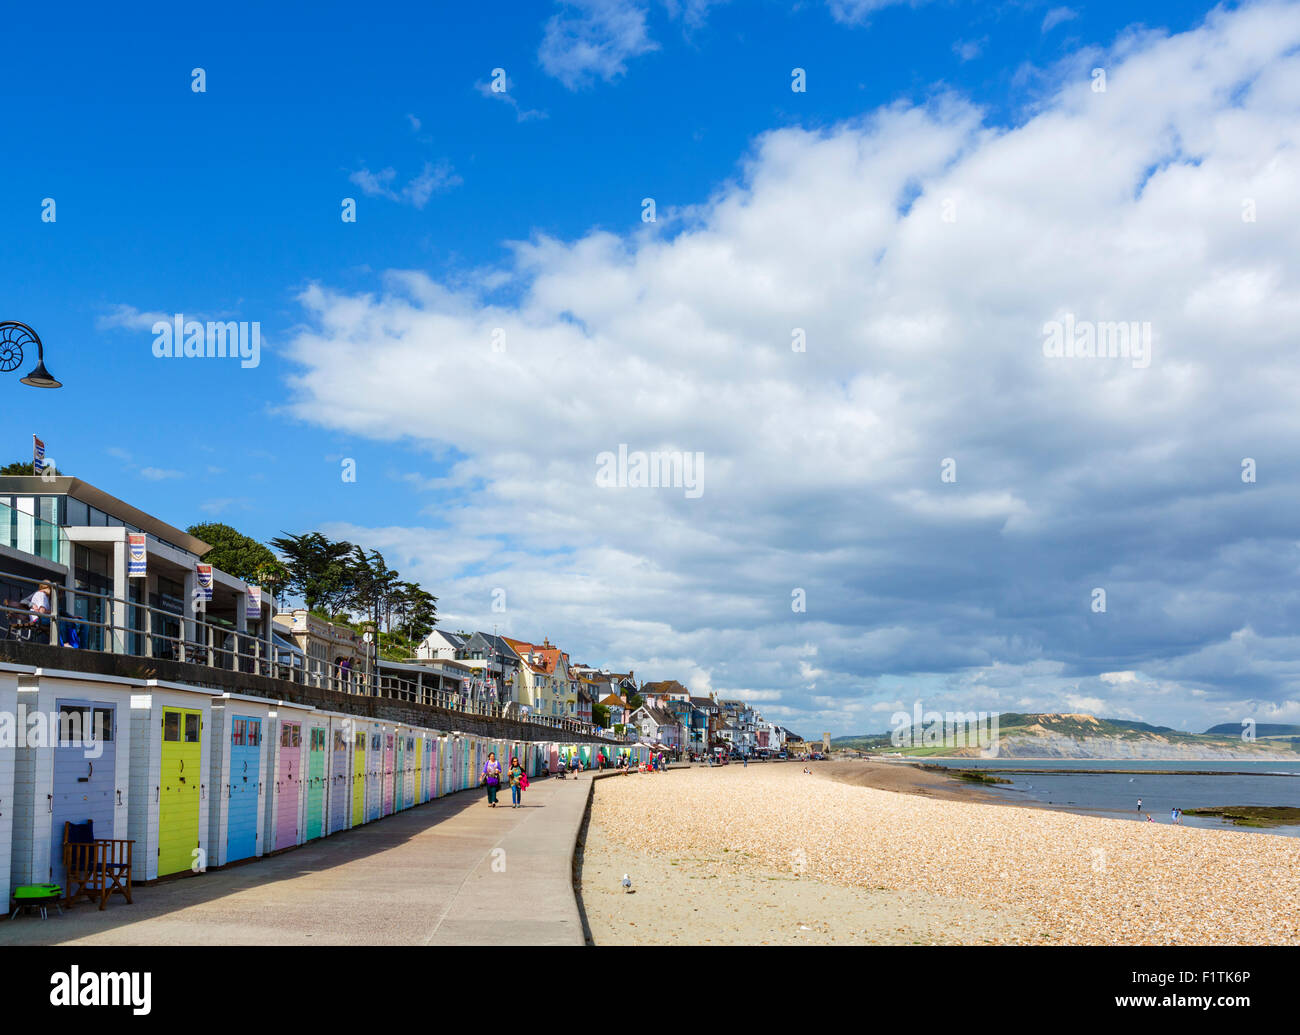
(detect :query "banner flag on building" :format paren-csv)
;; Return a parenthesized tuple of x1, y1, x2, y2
(246, 586, 261, 619)
(128, 533, 147, 577)
(32, 435, 45, 474)
(461, 678, 471, 694)
(196, 564, 214, 602)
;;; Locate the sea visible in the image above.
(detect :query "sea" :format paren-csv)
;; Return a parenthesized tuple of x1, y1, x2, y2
(906, 757, 1300, 838)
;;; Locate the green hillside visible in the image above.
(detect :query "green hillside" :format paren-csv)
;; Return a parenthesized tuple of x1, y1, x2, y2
(830, 711, 1297, 757)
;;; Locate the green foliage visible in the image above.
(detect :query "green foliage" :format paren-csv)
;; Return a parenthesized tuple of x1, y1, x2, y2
(187, 522, 281, 585)
(1, 459, 39, 475)
(269, 531, 359, 614)
(270, 532, 437, 636)
(593, 702, 611, 728)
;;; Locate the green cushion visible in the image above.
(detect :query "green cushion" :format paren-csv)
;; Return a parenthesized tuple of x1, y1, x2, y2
(13, 884, 62, 900)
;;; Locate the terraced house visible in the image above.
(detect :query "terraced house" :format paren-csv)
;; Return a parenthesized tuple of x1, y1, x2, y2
(503, 637, 574, 718)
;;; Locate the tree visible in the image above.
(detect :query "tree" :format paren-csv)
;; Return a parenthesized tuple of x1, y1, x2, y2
(593, 703, 610, 729)
(186, 522, 280, 584)
(349, 547, 401, 630)
(1, 459, 37, 475)
(269, 532, 357, 613)
(396, 581, 438, 638)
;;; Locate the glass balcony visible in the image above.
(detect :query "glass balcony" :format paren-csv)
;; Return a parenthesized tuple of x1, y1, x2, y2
(0, 499, 69, 565)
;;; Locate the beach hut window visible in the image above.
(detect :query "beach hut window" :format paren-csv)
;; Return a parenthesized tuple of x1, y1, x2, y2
(184, 713, 201, 743)
(58, 706, 90, 745)
(335, 731, 345, 750)
(355, 732, 364, 750)
(232, 719, 246, 746)
(292, 726, 301, 748)
(249, 720, 261, 746)
(281, 726, 291, 747)
(164, 711, 181, 742)
(93, 708, 114, 742)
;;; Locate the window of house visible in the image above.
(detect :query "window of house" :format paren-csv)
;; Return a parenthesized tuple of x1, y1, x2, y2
(185, 713, 200, 743)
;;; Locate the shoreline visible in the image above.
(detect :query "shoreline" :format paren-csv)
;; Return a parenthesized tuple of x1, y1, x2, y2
(576, 764, 1300, 945)
(828, 758, 1300, 829)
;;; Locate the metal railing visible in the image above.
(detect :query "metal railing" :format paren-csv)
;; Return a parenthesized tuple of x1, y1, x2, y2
(0, 566, 617, 741)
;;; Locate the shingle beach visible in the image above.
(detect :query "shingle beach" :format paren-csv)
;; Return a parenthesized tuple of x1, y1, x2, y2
(578, 763, 1300, 945)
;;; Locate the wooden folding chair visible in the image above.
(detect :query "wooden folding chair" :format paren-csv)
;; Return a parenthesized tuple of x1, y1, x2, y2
(62, 820, 134, 910)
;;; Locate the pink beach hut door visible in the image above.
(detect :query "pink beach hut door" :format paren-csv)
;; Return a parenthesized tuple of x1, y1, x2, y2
(275, 720, 302, 850)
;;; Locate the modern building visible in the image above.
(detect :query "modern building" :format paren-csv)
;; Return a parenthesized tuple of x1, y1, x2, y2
(0, 475, 275, 662)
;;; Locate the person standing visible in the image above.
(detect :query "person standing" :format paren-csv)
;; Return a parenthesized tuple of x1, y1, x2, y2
(509, 756, 525, 808)
(482, 752, 501, 807)
(1137, 797, 1142, 812)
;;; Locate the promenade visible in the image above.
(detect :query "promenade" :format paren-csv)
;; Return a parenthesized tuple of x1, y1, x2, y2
(0, 772, 594, 946)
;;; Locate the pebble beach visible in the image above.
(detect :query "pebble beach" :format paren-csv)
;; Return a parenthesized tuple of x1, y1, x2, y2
(577, 762, 1300, 945)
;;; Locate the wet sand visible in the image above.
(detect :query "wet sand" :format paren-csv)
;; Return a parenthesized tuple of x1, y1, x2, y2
(576, 762, 1300, 945)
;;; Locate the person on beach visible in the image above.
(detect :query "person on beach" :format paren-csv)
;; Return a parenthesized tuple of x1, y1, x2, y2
(1145, 812, 1154, 822)
(508, 756, 525, 808)
(1137, 797, 1142, 812)
(482, 752, 502, 807)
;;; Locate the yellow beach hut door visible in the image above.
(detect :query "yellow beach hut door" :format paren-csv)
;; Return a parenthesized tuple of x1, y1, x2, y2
(159, 707, 202, 876)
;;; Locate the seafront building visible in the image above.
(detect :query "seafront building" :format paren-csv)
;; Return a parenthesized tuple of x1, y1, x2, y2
(0, 473, 795, 753)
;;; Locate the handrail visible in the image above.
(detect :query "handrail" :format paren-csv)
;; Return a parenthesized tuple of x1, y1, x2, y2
(0, 564, 618, 741)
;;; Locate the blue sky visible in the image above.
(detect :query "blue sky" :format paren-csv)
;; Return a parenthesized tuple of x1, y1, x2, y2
(4, 0, 1299, 737)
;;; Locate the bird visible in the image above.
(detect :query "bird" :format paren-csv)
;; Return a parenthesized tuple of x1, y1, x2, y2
(622, 874, 632, 894)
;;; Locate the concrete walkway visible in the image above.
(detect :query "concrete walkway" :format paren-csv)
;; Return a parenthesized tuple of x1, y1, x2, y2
(0, 772, 596, 946)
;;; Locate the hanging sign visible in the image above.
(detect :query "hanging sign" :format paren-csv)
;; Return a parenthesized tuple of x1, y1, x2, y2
(128, 533, 147, 577)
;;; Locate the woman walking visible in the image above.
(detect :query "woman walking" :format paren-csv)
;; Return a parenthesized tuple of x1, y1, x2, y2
(509, 755, 525, 808)
(482, 751, 502, 807)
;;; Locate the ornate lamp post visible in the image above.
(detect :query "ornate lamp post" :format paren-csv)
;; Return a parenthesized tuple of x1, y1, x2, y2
(0, 322, 62, 388)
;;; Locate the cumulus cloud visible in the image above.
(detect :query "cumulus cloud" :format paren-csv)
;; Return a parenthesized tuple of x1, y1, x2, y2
(285, 3, 1300, 735)
(539, 0, 658, 89)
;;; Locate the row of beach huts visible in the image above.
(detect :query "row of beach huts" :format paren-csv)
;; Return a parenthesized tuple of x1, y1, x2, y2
(0, 661, 643, 910)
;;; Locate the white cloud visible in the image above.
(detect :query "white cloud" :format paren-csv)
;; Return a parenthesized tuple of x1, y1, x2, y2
(828, 0, 928, 27)
(539, 0, 658, 89)
(475, 78, 549, 122)
(952, 37, 986, 62)
(348, 161, 461, 209)
(1042, 7, 1078, 34)
(139, 467, 183, 481)
(285, 3, 1300, 735)
(96, 304, 170, 331)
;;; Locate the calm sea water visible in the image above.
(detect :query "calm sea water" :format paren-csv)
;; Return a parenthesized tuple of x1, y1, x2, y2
(907, 757, 1300, 838)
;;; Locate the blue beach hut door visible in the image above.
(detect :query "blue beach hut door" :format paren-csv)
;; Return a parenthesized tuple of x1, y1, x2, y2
(227, 715, 262, 862)
(50, 700, 117, 887)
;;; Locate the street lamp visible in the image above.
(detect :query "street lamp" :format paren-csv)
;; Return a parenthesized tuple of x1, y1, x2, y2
(0, 322, 62, 388)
